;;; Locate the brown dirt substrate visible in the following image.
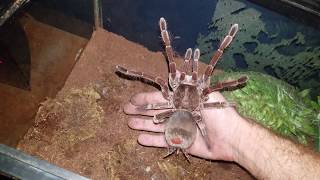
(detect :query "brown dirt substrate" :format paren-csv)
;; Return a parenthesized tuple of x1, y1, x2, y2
(0, 15, 87, 146)
(17, 28, 254, 179)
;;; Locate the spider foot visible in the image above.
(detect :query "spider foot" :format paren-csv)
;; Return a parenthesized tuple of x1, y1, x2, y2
(163, 147, 176, 159)
(181, 149, 191, 163)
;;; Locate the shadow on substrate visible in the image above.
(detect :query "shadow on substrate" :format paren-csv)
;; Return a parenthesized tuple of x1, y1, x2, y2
(0, 20, 31, 90)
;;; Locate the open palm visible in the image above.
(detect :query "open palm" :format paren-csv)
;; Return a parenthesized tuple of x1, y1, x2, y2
(124, 91, 244, 161)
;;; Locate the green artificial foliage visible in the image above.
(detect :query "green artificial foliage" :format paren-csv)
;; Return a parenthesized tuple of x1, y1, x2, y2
(211, 71, 320, 146)
(299, 89, 320, 150)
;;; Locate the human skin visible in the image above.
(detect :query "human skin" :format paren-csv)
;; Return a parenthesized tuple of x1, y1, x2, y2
(124, 91, 320, 179)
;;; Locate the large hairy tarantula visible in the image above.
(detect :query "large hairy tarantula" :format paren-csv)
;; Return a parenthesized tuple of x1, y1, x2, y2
(116, 17, 248, 160)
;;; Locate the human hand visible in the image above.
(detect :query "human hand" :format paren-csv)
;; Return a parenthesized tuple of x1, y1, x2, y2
(124, 91, 246, 161)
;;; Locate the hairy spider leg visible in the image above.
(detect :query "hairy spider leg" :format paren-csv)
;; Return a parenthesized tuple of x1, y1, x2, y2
(180, 48, 192, 81)
(153, 109, 176, 124)
(163, 148, 191, 162)
(163, 147, 177, 159)
(202, 101, 237, 109)
(202, 76, 248, 98)
(192, 48, 200, 82)
(160, 17, 177, 79)
(193, 113, 211, 149)
(140, 102, 172, 110)
(116, 65, 170, 99)
(181, 149, 191, 162)
(203, 24, 239, 83)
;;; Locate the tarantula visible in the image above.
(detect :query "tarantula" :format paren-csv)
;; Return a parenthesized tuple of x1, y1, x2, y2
(116, 17, 248, 160)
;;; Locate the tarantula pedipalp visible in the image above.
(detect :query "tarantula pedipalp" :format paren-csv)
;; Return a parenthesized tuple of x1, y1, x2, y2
(116, 17, 248, 160)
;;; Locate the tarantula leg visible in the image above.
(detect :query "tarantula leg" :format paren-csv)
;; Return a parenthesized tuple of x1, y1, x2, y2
(202, 101, 236, 109)
(181, 149, 191, 163)
(164, 148, 191, 163)
(203, 24, 239, 83)
(141, 102, 172, 110)
(163, 147, 176, 159)
(153, 109, 176, 124)
(193, 113, 211, 149)
(116, 65, 170, 99)
(180, 48, 192, 81)
(160, 17, 177, 79)
(202, 76, 248, 98)
(192, 48, 200, 82)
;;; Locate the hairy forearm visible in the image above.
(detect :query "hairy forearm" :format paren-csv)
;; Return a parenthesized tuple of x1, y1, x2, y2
(232, 118, 320, 179)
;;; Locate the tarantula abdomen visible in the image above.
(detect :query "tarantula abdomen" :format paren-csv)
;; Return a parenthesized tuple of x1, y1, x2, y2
(164, 110, 197, 160)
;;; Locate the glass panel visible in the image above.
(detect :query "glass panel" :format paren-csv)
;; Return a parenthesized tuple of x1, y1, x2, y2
(0, 0, 92, 146)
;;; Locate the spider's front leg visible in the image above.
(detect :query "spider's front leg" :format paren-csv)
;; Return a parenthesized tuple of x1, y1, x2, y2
(203, 24, 239, 83)
(180, 48, 192, 81)
(192, 48, 200, 82)
(116, 65, 170, 99)
(159, 17, 177, 80)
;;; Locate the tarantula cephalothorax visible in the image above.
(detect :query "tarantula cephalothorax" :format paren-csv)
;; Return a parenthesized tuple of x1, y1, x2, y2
(116, 17, 248, 160)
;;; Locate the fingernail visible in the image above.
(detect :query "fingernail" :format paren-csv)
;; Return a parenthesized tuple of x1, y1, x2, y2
(123, 103, 132, 114)
(130, 94, 140, 105)
(127, 118, 137, 128)
(137, 134, 146, 145)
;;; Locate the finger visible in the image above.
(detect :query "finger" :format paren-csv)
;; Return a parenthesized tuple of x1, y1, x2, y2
(137, 134, 168, 148)
(124, 103, 167, 116)
(128, 118, 165, 132)
(131, 91, 167, 106)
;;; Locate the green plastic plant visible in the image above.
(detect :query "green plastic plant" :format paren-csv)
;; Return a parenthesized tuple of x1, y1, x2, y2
(211, 71, 320, 147)
(299, 89, 320, 150)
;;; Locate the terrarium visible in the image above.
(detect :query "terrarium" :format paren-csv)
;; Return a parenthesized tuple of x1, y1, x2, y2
(0, 0, 319, 179)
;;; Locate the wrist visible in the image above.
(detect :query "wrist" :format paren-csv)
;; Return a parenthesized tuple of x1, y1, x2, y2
(227, 115, 255, 163)
(229, 116, 270, 177)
